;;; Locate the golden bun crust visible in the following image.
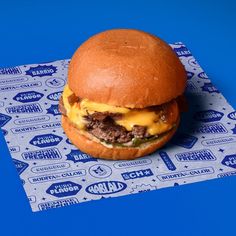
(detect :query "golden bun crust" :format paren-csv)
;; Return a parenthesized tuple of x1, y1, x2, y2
(68, 29, 187, 108)
(62, 115, 179, 160)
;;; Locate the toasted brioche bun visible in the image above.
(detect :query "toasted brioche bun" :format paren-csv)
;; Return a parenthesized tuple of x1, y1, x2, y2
(62, 115, 180, 160)
(68, 29, 186, 108)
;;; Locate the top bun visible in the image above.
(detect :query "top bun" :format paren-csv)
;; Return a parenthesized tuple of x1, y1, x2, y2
(68, 29, 186, 108)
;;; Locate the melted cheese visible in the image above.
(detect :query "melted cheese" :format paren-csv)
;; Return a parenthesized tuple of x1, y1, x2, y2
(80, 99, 130, 114)
(62, 84, 74, 112)
(116, 110, 172, 135)
(68, 104, 85, 129)
(62, 85, 173, 135)
(62, 85, 86, 129)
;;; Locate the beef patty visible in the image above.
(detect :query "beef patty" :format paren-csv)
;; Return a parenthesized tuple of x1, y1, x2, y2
(85, 114, 150, 143)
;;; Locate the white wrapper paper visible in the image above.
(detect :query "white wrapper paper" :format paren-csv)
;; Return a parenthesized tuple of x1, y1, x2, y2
(0, 42, 236, 212)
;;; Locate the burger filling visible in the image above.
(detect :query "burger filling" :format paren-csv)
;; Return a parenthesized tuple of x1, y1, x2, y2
(59, 85, 179, 147)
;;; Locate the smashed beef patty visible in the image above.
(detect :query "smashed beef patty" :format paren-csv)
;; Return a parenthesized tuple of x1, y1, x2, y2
(85, 114, 150, 143)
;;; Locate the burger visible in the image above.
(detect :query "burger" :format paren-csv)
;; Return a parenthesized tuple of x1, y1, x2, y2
(59, 29, 187, 160)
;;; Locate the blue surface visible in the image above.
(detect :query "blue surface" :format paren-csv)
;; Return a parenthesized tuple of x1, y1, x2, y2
(0, 1, 236, 235)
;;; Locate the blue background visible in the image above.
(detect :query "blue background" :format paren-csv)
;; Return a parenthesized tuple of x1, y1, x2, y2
(0, 1, 236, 235)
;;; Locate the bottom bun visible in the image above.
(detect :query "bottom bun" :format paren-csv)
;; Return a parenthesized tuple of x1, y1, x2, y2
(62, 115, 179, 160)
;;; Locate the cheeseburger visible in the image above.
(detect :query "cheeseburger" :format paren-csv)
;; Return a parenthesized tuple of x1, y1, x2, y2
(60, 29, 187, 160)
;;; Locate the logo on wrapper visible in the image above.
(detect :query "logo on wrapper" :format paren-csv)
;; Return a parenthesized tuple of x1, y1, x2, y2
(13, 91, 44, 103)
(188, 58, 200, 68)
(86, 181, 127, 195)
(9, 146, 20, 153)
(173, 46, 192, 57)
(0, 66, 22, 75)
(6, 103, 42, 114)
(198, 72, 208, 79)
(227, 111, 236, 120)
(218, 170, 236, 178)
(172, 133, 198, 149)
(0, 76, 28, 85)
(194, 110, 224, 123)
(89, 164, 112, 178)
(159, 151, 176, 171)
(0, 113, 12, 127)
(11, 121, 61, 134)
(28, 195, 36, 203)
(46, 181, 82, 198)
(201, 136, 236, 146)
(31, 162, 70, 174)
(66, 138, 73, 145)
(46, 104, 61, 116)
(47, 91, 63, 101)
(66, 149, 97, 163)
(29, 134, 63, 148)
(113, 158, 152, 169)
(38, 198, 79, 210)
(25, 65, 57, 77)
(12, 158, 29, 175)
(28, 169, 86, 184)
(157, 167, 214, 181)
(222, 154, 236, 169)
(201, 82, 219, 93)
(0, 82, 42, 92)
(14, 115, 50, 125)
(22, 148, 62, 160)
(232, 125, 236, 134)
(175, 149, 216, 162)
(193, 123, 228, 134)
(121, 169, 153, 181)
(45, 78, 65, 88)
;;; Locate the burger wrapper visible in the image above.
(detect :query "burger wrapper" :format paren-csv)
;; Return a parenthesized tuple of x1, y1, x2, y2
(0, 42, 236, 212)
